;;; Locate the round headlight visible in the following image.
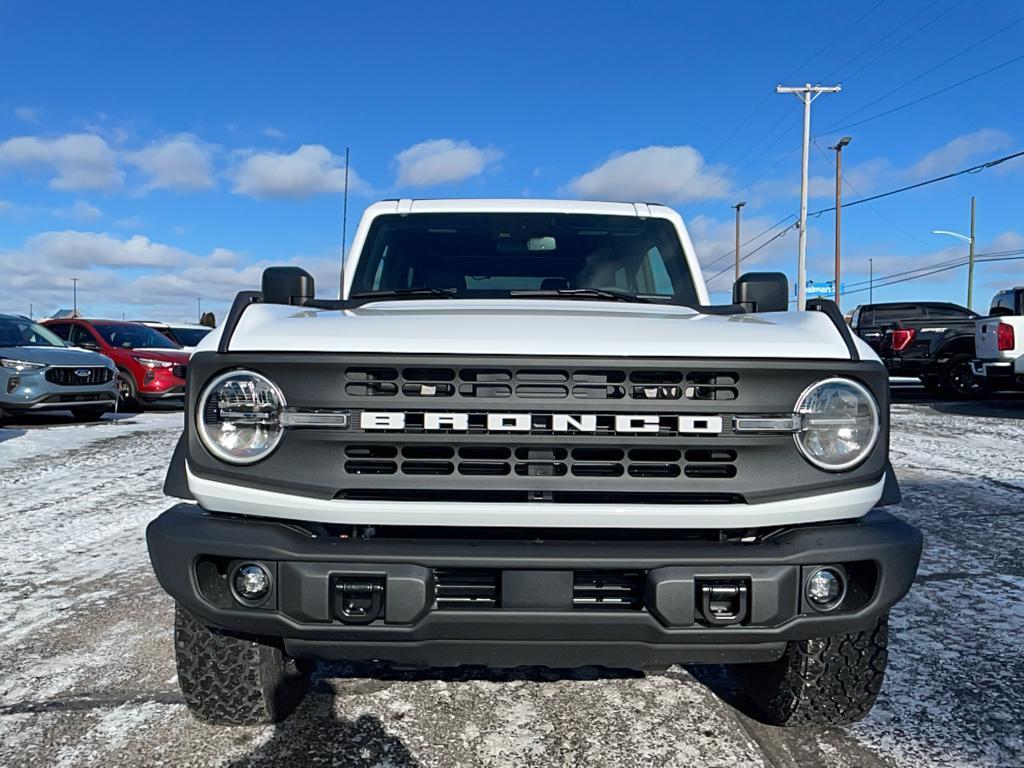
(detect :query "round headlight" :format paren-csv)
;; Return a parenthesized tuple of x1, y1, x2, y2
(793, 377, 879, 471)
(197, 371, 285, 464)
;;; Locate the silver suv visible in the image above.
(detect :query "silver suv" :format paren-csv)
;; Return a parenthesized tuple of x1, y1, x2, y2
(0, 314, 118, 421)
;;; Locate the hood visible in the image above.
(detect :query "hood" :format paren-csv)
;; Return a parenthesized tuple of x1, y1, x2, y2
(129, 348, 191, 363)
(0, 345, 114, 367)
(226, 299, 857, 360)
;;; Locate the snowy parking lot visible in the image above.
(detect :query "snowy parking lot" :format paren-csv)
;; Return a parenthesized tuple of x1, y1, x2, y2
(1, 394, 1022, 768)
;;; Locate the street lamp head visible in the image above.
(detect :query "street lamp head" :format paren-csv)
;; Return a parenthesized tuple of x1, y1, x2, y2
(733, 201, 746, 210)
(830, 136, 852, 151)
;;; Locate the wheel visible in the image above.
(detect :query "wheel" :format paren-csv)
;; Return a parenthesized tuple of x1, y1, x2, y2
(733, 612, 889, 727)
(70, 406, 110, 422)
(174, 603, 308, 725)
(939, 353, 989, 400)
(115, 370, 141, 411)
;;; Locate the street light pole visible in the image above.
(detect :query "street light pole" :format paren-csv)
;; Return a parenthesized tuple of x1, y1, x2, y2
(732, 201, 746, 283)
(71, 277, 79, 315)
(829, 136, 852, 310)
(932, 196, 977, 309)
(869, 258, 873, 304)
(777, 83, 841, 310)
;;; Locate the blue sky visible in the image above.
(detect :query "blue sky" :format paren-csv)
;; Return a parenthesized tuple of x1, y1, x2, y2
(1, 0, 1022, 321)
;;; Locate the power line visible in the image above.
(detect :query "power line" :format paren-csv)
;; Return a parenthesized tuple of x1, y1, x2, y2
(823, 52, 1024, 136)
(702, 214, 797, 270)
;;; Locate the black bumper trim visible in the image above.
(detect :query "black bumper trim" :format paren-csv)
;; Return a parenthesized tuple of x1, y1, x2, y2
(147, 504, 921, 668)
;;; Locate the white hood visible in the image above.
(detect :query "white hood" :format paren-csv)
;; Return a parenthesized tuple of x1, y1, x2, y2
(223, 299, 857, 360)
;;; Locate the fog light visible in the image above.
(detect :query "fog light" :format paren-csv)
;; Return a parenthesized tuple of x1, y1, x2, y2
(806, 567, 845, 611)
(232, 563, 271, 602)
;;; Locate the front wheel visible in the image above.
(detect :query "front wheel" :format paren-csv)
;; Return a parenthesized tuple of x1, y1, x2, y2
(174, 603, 308, 725)
(116, 371, 141, 411)
(939, 353, 989, 400)
(733, 612, 889, 727)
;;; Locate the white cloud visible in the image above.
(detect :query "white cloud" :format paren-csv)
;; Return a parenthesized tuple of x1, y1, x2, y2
(232, 144, 368, 199)
(114, 215, 145, 229)
(0, 133, 123, 190)
(69, 200, 102, 221)
(263, 126, 286, 139)
(564, 146, 732, 203)
(123, 133, 215, 191)
(14, 107, 40, 124)
(906, 129, 1013, 179)
(14, 230, 192, 268)
(394, 139, 502, 188)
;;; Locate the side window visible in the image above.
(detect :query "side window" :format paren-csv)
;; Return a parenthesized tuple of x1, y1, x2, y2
(635, 247, 674, 295)
(925, 305, 972, 320)
(48, 323, 71, 340)
(69, 325, 99, 347)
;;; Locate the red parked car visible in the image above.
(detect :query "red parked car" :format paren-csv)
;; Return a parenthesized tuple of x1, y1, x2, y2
(44, 318, 190, 407)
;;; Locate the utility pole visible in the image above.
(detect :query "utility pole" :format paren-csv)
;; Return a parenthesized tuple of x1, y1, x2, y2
(829, 136, 851, 309)
(869, 258, 873, 303)
(340, 146, 351, 298)
(71, 277, 79, 315)
(29, 303, 33, 320)
(967, 196, 976, 311)
(776, 83, 841, 310)
(732, 202, 746, 282)
(197, 297, 202, 322)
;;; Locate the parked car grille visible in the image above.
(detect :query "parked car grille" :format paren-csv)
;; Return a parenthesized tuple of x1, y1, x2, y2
(344, 365, 739, 402)
(45, 367, 114, 386)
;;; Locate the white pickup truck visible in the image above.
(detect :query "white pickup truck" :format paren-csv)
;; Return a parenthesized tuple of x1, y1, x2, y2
(146, 199, 921, 729)
(973, 287, 1024, 389)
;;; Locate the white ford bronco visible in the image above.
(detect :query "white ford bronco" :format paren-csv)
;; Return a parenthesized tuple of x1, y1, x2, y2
(148, 199, 921, 727)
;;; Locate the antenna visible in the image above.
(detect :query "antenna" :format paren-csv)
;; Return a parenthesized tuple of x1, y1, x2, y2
(340, 146, 350, 299)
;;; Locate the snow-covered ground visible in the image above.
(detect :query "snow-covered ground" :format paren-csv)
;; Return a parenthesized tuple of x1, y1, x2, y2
(0, 401, 1021, 767)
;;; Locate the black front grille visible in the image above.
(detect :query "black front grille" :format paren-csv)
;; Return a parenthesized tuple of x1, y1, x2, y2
(44, 367, 114, 386)
(573, 571, 646, 610)
(434, 569, 500, 609)
(172, 364, 187, 380)
(344, 365, 738, 402)
(342, 443, 737, 481)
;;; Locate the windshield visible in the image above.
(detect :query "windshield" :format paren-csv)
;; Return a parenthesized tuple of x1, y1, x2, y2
(168, 327, 211, 347)
(350, 213, 700, 305)
(0, 318, 66, 348)
(95, 323, 180, 350)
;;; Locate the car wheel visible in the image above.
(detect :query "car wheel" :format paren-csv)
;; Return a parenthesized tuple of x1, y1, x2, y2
(70, 406, 111, 422)
(733, 612, 889, 726)
(116, 371, 141, 411)
(174, 603, 308, 725)
(939, 353, 989, 400)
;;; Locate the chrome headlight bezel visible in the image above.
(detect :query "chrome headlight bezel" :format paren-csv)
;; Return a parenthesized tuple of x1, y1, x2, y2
(793, 377, 880, 472)
(196, 370, 286, 465)
(1, 358, 48, 372)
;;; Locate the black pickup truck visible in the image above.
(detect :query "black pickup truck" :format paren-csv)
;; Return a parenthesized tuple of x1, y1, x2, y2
(849, 301, 985, 398)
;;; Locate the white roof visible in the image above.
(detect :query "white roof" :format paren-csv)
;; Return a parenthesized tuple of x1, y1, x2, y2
(366, 198, 666, 216)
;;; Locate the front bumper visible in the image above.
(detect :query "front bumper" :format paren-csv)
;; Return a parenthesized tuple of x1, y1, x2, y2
(0, 370, 117, 412)
(147, 504, 922, 668)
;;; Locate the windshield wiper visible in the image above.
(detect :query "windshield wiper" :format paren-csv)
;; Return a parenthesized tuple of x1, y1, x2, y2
(348, 288, 458, 300)
(508, 288, 655, 304)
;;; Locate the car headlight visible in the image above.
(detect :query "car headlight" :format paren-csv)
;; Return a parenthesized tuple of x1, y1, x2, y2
(197, 371, 285, 464)
(0, 358, 47, 372)
(135, 357, 174, 368)
(793, 377, 880, 471)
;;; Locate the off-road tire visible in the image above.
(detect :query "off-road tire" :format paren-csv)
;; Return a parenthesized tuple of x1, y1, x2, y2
(734, 612, 889, 727)
(174, 603, 307, 725)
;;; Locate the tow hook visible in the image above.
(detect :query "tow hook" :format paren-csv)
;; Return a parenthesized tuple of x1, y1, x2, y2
(698, 580, 749, 626)
(333, 577, 385, 624)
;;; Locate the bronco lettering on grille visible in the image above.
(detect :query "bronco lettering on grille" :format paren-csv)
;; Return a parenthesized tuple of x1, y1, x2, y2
(360, 411, 723, 435)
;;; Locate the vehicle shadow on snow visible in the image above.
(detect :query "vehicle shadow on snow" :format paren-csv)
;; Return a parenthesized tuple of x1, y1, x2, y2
(221, 683, 421, 768)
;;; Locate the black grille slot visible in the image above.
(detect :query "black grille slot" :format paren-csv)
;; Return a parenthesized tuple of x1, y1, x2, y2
(402, 461, 454, 475)
(685, 464, 738, 478)
(344, 460, 396, 474)
(686, 371, 739, 401)
(172, 364, 186, 380)
(435, 569, 500, 609)
(573, 571, 645, 610)
(515, 384, 568, 398)
(44, 367, 114, 386)
(346, 382, 398, 396)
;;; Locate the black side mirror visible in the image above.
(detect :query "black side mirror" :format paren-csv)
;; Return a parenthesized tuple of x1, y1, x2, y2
(262, 267, 315, 306)
(733, 272, 789, 313)
(77, 339, 100, 350)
